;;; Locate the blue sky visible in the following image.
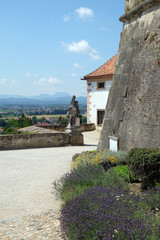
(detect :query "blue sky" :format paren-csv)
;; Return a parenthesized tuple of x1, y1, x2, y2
(0, 0, 125, 97)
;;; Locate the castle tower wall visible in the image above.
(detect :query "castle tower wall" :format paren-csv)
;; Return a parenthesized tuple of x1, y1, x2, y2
(98, 0, 160, 151)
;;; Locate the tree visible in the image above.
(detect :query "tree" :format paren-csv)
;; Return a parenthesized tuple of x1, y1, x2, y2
(32, 116, 38, 124)
(38, 117, 46, 123)
(3, 119, 19, 134)
(0, 119, 7, 127)
(3, 113, 32, 134)
(18, 113, 32, 128)
(81, 116, 87, 123)
(58, 116, 68, 125)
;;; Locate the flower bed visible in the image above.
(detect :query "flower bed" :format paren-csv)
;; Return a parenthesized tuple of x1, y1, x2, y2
(52, 148, 160, 239)
(60, 186, 160, 240)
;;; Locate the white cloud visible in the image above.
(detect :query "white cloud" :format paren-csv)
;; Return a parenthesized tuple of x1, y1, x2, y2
(0, 78, 20, 86)
(73, 63, 82, 68)
(75, 7, 94, 19)
(11, 80, 19, 85)
(63, 15, 70, 22)
(48, 77, 61, 84)
(100, 26, 107, 31)
(71, 73, 77, 77)
(89, 53, 101, 61)
(34, 77, 61, 85)
(0, 78, 8, 85)
(26, 73, 38, 78)
(62, 40, 100, 60)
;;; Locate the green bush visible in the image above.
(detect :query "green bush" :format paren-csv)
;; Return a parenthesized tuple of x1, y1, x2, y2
(105, 150, 127, 165)
(71, 149, 127, 170)
(112, 165, 137, 183)
(126, 148, 160, 189)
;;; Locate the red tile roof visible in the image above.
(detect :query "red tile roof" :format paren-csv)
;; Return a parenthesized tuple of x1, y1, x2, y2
(82, 55, 117, 79)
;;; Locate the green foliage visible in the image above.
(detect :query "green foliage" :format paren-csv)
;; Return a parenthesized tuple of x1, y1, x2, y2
(37, 117, 46, 123)
(53, 147, 160, 240)
(3, 113, 32, 134)
(105, 150, 127, 165)
(141, 187, 160, 211)
(71, 149, 127, 170)
(53, 164, 130, 206)
(0, 119, 7, 127)
(18, 113, 32, 128)
(3, 119, 20, 134)
(32, 116, 38, 124)
(81, 115, 87, 123)
(112, 165, 138, 183)
(60, 186, 160, 240)
(71, 150, 118, 170)
(127, 148, 160, 189)
(58, 116, 68, 125)
(112, 165, 132, 183)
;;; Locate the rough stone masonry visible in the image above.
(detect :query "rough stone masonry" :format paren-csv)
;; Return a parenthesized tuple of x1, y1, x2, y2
(98, 0, 160, 151)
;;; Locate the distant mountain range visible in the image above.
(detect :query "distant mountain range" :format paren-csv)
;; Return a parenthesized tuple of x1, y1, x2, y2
(0, 92, 87, 105)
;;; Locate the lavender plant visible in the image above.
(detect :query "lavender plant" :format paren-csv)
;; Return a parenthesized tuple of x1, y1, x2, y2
(141, 186, 160, 210)
(60, 186, 160, 240)
(53, 164, 130, 206)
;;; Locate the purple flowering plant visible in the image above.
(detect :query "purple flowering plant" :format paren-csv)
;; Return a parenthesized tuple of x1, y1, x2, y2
(60, 185, 160, 240)
(52, 164, 130, 206)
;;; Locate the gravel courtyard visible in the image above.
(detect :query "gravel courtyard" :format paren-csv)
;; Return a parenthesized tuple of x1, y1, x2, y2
(0, 130, 100, 222)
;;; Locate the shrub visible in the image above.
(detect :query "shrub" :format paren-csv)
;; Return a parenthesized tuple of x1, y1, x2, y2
(71, 151, 104, 169)
(53, 164, 130, 206)
(71, 149, 127, 170)
(126, 148, 160, 189)
(60, 186, 160, 240)
(104, 149, 127, 165)
(141, 186, 160, 211)
(112, 165, 132, 183)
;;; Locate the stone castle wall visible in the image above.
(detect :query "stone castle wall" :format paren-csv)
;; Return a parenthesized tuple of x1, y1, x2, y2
(125, 0, 146, 12)
(98, 0, 160, 151)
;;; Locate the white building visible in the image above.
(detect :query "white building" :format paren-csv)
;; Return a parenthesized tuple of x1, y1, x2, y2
(81, 55, 116, 127)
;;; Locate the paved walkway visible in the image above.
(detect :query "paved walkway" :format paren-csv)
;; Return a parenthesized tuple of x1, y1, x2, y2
(0, 130, 100, 239)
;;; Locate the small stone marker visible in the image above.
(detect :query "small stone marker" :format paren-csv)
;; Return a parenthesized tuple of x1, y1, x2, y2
(108, 136, 118, 152)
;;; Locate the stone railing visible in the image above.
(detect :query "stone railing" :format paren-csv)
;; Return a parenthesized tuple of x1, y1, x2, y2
(0, 132, 83, 150)
(39, 123, 95, 132)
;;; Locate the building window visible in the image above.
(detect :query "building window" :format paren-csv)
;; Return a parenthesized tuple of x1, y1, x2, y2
(97, 82, 105, 89)
(97, 110, 105, 125)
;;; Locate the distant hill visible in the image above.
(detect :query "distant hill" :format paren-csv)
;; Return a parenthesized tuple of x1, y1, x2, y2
(0, 92, 87, 106)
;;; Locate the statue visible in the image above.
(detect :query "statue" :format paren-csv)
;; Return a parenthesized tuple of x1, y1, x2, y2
(67, 95, 79, 126)
(65, 95, 83, 145)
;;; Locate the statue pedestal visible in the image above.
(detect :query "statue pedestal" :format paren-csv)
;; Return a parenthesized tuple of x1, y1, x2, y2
(65, 125, 83, 146)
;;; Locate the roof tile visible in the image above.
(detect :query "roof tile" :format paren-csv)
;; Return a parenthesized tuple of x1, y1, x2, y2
(83, 55, 117, 79)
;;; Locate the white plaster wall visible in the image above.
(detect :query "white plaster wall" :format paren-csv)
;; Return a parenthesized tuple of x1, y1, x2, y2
(89, 81, 112, 125)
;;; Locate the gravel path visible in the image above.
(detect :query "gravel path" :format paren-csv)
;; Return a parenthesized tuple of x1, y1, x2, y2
(0, 210, 62, 240)
(0, 130, 100, 239)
